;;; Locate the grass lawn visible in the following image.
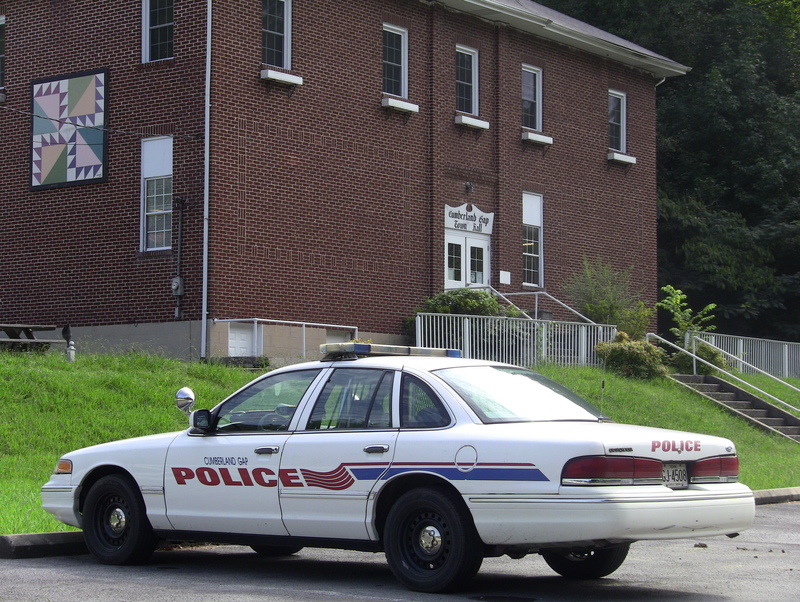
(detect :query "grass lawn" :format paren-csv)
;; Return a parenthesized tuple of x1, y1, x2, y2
(2, 352, 798, 536)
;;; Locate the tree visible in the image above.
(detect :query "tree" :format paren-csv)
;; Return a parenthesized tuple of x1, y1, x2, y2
(539, 0, 800, 339)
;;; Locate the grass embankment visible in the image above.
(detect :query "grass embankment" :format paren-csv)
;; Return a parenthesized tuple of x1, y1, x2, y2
(0, 353, 254, 535)
(2, 353, 799, 536)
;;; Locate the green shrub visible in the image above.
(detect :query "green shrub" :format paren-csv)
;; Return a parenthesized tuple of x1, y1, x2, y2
(669, 342, 727, 375)
(418, 288, 515, 316)
(595, 332, 668, 379)
(564, 258, 654, 338)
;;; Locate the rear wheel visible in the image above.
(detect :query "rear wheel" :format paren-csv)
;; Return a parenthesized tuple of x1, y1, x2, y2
(250, 545, 303, 557)
(541, 543, 630, 579)
(383, 487, 483, 592)
(82, 474, 158, 565)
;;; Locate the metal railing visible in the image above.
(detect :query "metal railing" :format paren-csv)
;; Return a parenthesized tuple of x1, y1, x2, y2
(416, 313, 616, 367)
(691, 331, 800, 379)
(646, 333, 800, 415)
(213, 318, 358, 359)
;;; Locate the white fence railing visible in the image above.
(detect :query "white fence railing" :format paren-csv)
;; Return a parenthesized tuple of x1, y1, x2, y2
(692, 331, 800, 379)
(416, 313, 616, 367)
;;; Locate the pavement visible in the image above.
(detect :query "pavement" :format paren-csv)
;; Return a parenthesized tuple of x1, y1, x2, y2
(2, 487, 798, 560)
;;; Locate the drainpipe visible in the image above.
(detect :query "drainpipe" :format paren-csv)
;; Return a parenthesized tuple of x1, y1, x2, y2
(200, 0, 212, 358)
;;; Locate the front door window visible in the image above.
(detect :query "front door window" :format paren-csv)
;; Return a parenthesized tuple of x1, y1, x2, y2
(445, 234, 490, 288)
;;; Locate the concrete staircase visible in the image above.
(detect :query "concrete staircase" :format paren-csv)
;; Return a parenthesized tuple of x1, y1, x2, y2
(671, 374, 800, 444)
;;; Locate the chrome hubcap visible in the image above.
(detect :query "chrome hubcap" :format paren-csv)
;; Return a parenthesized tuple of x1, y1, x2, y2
(108, 508, 127, 535)
(418, 525, 442, 555)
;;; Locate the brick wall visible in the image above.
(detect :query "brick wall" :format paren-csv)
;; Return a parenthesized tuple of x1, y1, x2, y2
(0, 0, 660, 341)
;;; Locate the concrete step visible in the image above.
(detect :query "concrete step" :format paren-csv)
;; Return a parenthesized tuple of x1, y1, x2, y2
(723, 400, 753, 410)
(774, 425, 800, 436)
(692, 383, 722, 393)
(672, 374, 705, 384)
(739, 408, 769, 419)
(760, 417, 788, 427)
(704, 392, 738, 402)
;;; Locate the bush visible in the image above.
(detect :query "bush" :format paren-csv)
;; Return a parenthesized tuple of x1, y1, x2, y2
(669, 342, 727, 375)
(564, 258, 654, 338)
(417, 288, 515, 316)
(595, 332, 668, 379)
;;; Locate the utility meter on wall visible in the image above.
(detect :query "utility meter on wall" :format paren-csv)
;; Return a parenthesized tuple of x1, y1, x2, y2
(171, 276, 184, 296)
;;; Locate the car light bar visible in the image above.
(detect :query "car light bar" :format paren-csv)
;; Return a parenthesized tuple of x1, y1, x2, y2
(320, 343, 461, 359)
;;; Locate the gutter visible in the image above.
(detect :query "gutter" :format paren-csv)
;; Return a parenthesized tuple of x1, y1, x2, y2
(200, 0, 212, 359)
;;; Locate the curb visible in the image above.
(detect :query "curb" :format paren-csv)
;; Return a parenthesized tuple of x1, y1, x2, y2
(0, 531, 85, 559)
(2, 488, 799, 560)
(753, 486, 800, 505)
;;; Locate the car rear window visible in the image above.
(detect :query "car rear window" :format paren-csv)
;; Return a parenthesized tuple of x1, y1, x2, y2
(434, 366, 608, 423)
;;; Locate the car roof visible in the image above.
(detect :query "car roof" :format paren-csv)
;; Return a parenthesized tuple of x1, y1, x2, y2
(271, 354, 511, 373)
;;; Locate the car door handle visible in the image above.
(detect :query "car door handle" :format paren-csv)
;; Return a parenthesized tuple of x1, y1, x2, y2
(255, 446, 280, 455)
(364, 444, 390, 454)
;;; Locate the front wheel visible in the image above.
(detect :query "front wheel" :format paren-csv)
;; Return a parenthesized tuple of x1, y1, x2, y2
(82, 474, 158, 565)
(541, 543, 630, 579)
(383, 487, 483, 593)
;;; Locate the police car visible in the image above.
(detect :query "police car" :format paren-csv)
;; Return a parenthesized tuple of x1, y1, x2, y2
(42, 343, 755, 592)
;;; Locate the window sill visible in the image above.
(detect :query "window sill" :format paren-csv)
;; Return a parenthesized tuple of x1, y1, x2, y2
(136, 249, 172, 259)
(607, 151, 637, 165)
(454, 114, 490, 130)
(381, 96, 419, 114)
(521, 130, 553, 145)
(260, 68, 303, 87)
(137, 58, 175, 71)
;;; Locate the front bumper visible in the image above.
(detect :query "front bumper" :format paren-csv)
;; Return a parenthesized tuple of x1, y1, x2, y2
(41, 477, 81, 529)
(467, 483, 755, 546)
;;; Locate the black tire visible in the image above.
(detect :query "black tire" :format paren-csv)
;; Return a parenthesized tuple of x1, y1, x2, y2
(383, 487, 483, 593)
(541, 543, 630, 579)
(82, 474, 158, 565)
(250, 545, 303, 557)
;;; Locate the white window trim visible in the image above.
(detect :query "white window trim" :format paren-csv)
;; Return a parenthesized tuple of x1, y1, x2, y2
(455, 44, 479, 116)
(608, 89, 627, 153)
(521, 64, 543, 132)
(262, 0, 293, 70)
(141, 0, 173, 63)
(141, 136, 173, 252)
(522, 192, 544, 288)
(382, 23, 408, 99)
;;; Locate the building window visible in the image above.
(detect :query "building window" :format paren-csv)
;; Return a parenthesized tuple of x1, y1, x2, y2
(455, 45, 478, 115)
(0, 15, 6, 87)
(141, 137, 173, 251)
(522, 193, 543, 287)
(144, 0, 173, 62)
(383, 24, 408, 98)
(608, 90, 627, 152)
(522, 65, 542, 131)
(263, 0, 291, 68)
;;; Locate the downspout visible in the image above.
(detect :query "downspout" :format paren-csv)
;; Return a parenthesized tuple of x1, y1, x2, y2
(200, 0, 212, 358)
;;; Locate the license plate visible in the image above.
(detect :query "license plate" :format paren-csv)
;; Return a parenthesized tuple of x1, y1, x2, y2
(663, 463, 688, 489)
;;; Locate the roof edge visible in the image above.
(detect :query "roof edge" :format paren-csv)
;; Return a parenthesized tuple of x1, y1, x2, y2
(435, 0, 690, 78)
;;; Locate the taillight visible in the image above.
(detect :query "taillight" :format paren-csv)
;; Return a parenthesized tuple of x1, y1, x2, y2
(561, 455, 663, 486)
(690, 456, 739, 483)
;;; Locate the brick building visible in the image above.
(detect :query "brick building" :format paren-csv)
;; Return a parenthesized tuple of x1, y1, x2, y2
(0, 1, 687, 360)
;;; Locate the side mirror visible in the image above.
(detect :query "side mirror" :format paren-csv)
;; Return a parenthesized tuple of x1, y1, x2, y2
(175, 387, 196, 414)
(191, 409, 212, 432)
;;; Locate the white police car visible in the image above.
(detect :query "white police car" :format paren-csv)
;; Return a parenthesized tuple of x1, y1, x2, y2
(42, 343, 755, 592)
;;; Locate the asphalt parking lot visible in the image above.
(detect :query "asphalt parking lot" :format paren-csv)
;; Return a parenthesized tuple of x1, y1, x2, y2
(1, 501, 797, 601)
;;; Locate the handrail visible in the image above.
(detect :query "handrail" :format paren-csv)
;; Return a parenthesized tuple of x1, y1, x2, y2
(503, 289, 596, 324)
(465, 284, 532, 319)
(689, 335, 800, 411)
(646, 333, 800, 414)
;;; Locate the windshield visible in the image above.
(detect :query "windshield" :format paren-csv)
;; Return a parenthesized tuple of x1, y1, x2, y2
(434, 366, 608, 423)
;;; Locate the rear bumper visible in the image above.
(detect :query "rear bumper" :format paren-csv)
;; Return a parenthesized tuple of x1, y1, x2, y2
(467, 484, 755, 546)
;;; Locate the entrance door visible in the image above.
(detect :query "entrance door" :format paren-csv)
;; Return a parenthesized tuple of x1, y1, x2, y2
(445, 233, 490, 289)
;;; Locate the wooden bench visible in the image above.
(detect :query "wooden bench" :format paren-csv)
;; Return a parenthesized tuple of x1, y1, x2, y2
(0, 324, 68, 351)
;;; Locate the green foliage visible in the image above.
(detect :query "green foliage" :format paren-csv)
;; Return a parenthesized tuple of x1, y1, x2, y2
(595, 332, 668, 379)
(417, 288, 516, 316)
(669, 341, 728, 375)
(564, 258, 654, 338)
(538, 0, 800, 340)
(656, 285, 717, 342)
